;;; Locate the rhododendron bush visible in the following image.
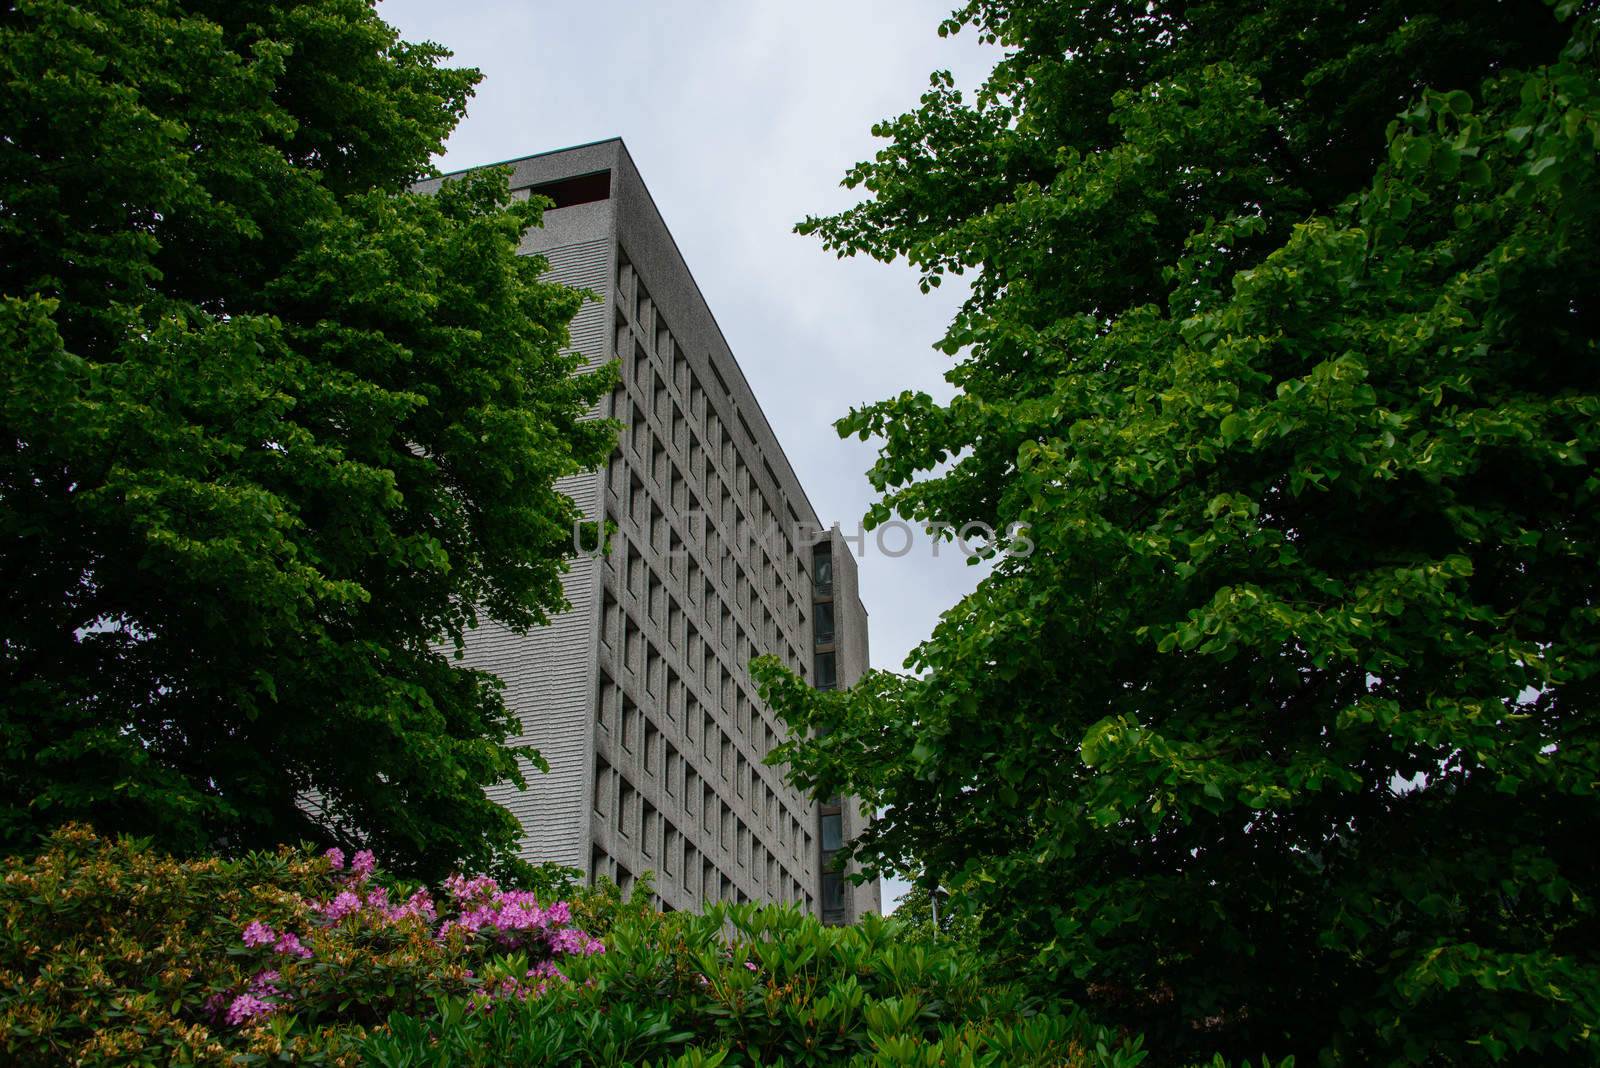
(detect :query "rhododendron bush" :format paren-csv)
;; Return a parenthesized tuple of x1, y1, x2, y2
(0, 826, 609, 1064)
(1, 827, 1280, 1066)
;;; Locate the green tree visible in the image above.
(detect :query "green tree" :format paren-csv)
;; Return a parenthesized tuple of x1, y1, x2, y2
(758, 1, 1600, 1061)
(0, 0, 616, 876)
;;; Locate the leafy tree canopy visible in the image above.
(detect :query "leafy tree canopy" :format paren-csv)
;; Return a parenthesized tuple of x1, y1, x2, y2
(759, 0, 1600, 1061)
(1, 0, 616, 876)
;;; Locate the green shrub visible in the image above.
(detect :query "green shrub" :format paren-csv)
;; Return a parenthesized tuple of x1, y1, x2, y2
(1, 826, 1287, 1067)
(0, 825, 609, 1065)
(361, 904, 1149, 1068)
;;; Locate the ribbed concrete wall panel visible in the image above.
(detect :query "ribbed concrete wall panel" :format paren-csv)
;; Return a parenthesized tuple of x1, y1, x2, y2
(465, 470, 601, 870)
(544, 238, 612, 373)
(453, 229, 611, 870)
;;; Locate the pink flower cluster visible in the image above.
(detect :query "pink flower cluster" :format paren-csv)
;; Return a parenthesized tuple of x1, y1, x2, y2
(322, 847, 375, 879)
(277, 932, 310, 958)
(240, 921, 275, 948)
(438, 890, 603, 956)
(218, 846, 605, 1029)
(240, 921, 314, 959)
(209, 969, 283, 1027)
(310, 884, 439, 925)
(312, 890, 361, 922)
(225, 993, 273, 1026)
(437, 874, 604, 955)
(442, 873, 501, 902)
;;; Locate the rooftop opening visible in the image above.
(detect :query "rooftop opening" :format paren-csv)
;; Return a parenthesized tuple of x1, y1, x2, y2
(527, 169, 611, 209)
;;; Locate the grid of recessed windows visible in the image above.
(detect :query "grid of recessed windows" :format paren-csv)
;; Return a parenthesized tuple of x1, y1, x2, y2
(603, 249, 823, 910)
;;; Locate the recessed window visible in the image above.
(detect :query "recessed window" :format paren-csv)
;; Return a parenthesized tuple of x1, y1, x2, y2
(642, 802, 659, 857)
(623, 699, 639, 751)
(633, 342, 650, 389)
(812, 544, 833, 595)
(821, 812, 843, 851)
(813, 602, 834, 647)
(821, 873, 846, 916)
(815, 652, 836, 691)
(596, 672, 617, 734)
(618, 781, 636, 836)
(593, 758, 612, 817)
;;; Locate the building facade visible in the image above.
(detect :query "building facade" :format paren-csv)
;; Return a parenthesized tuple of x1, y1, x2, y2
(417, 140, 879, 922)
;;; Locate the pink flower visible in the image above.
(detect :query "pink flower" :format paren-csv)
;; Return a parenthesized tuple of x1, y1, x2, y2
(548, 928, 586, 954)
(386, 889, 436, 924)
(404, 889, 437, 921)
(546, 925, 603, 956)
(524, 959, 569, 992)
(745, 960, 759, 972)
(225, 993, 274, 1026)
(527, 960, 567, 981)
(323, 848, 345, 871)
(443, 873, 499, 902)
(316, 890, 362, 922)
(240, 921, 275, 948)
(274, 931, 312, 959)
(202, 992, 229, 1022)
(249, 969, 280, 994)
(351, 849, 376, 877)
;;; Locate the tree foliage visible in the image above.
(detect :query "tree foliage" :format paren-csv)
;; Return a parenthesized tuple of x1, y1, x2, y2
(759, 0, 1600, 1061)
(0, 0, 616, 875)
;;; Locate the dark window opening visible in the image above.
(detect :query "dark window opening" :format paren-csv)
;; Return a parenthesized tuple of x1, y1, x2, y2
(815, 652, 836, 691)
(812, 545, 833, 595)
(821, 872, 846, 917)
(821, 812, 843, 851)
(813, 602, 835, 647)
(528, 170, 611, 209)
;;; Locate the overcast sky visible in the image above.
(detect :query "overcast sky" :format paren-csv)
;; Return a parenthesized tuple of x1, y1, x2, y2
(379, 0, 999, 909)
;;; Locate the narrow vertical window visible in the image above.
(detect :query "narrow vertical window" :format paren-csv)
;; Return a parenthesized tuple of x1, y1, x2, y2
(814, 652, 836, 691)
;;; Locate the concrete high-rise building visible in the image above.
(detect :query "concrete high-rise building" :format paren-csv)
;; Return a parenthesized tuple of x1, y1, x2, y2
(416, 140, 879, 923)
